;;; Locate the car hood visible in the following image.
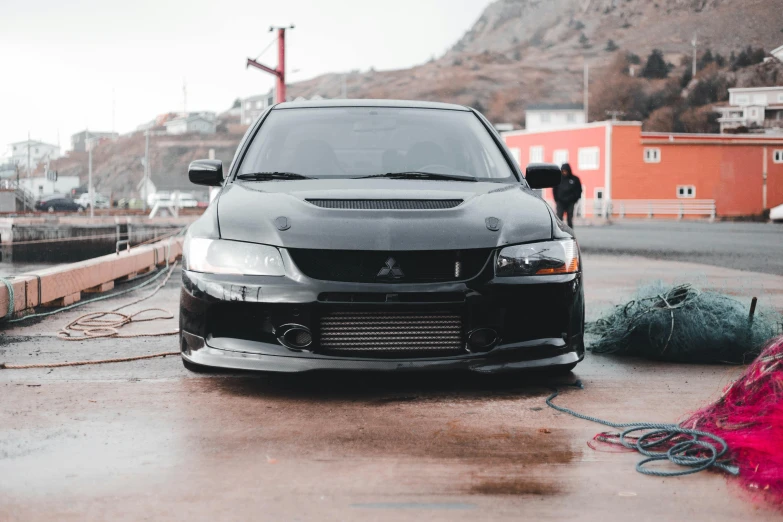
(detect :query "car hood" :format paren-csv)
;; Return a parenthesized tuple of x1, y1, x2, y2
(216, 179, 554, 250)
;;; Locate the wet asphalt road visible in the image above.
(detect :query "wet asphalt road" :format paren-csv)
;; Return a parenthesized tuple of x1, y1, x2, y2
(2, 258, 783, 520)
(576, 221, 783, 276)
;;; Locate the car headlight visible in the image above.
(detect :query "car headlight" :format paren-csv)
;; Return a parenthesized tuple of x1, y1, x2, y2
(496, 239, 579, 276)
(183, 237, 285, 276)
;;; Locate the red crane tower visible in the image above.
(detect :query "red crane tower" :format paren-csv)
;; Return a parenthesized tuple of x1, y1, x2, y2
(246, 25, 294, 104)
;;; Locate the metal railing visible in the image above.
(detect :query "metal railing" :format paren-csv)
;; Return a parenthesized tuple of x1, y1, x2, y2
(0, 179, 37, 211)
(543, 198, 717, 220)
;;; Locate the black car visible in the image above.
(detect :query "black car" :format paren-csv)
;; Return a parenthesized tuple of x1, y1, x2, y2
(34, 194, 84, 212)
(180, 100, 584, 374)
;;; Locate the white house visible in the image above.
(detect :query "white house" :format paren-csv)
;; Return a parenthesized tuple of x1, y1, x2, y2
(71, 130, 118, 152)
(164, 113, 217, 135)
(17, 175, 79, 197)
(137, 172, 204, 206)
(525, 103, 586, 132)
(163, 113, 216, 135)
(7, 140, 60, 171)
(714, 86, 783, 133)
(240, 90, 276, 126)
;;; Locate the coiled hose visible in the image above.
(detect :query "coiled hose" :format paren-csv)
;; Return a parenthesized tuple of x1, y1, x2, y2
(546, 384, 739, 477)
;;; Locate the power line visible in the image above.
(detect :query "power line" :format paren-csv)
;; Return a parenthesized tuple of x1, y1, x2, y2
(254, 36, 278, 61)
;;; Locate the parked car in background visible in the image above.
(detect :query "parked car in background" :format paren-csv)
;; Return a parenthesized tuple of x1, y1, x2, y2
(75, 192, 110, 209)
(771, 203, 783, 223)
(35, 194, 84, 212)
(116, 197, 145, 209)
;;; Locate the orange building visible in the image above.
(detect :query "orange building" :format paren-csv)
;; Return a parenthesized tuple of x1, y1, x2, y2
(503, 122, 783, 218)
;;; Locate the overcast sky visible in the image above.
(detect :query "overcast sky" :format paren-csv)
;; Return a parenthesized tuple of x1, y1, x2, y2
(0, 0, 493, 154)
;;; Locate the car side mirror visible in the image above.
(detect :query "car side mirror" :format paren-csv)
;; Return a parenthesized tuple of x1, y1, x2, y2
(189, 159, 224, 187)
(525, 163, 561, 189)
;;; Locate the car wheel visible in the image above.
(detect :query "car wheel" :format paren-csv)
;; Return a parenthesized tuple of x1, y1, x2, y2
(47, 206, 55, 213)
(78, 206, 85, 212)
(182, 357, 215, 374)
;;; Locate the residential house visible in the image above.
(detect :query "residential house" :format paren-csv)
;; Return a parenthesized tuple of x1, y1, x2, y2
(17, 175, 80, 197)
(164, 112, 217, 135)
(715, 86, 783, 134)
(241, 90, 276, 126)
(7, 140, 60, 172)
(503, 122, 783, 218)
(525, 103, 586, 132)
(71, 130, 118, 152)
(137, 171, 206, 206)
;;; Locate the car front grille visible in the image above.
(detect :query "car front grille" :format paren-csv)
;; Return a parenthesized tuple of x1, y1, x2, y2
(288, 249, 492, 283)
(318, 310, 464, 356)
(305, 199, 463, 210)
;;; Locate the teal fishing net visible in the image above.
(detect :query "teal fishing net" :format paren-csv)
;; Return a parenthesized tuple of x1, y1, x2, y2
(587, 282, 782, 364)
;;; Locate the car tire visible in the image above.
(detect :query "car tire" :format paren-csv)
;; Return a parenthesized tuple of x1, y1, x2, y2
(47, 206, 55, 212)
(78, 206, 85, 212)
(182, 357, 215, 374)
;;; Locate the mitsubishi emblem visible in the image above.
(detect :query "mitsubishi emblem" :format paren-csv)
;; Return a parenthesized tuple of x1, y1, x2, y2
(377, 257, 404, 279)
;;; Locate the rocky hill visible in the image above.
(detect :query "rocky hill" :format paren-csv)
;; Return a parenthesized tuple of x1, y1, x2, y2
(291, 0, 783, 125)
(44, 0, 783, 197)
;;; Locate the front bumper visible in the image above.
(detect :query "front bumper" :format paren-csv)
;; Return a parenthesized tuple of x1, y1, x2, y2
(179, 251, 585, 374)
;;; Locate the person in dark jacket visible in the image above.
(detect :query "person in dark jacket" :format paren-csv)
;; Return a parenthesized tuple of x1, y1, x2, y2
(553, 163, 582, 228)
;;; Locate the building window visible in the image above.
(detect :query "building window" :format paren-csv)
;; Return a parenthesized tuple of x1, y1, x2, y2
(245, 102, 252, 110)
(778, 93, 783, 103)
(735, 95, 749, 105)
(749, 108, 759, 118)
(529, 146, 544, 163)
(753, 94, 767, 105)
(540, 113, 551, 124)
(578, 147, 600, 170)
(553, 149, 569, 166)
(677, 185, 696, 198)
(774, 150, 783, 164)
(566, 113, 576, 123)
(594, 188, 604, 199)
(509, 147, 521, 165)
(644, 148, 661, 163)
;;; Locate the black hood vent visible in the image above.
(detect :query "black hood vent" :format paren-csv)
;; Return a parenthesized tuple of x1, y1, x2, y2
(305, 199, 463, 210)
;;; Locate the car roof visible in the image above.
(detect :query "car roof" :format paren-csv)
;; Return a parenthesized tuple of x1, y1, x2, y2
(273, 99, 471, 112)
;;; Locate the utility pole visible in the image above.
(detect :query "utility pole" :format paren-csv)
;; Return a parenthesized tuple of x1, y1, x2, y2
(143, 130, 150, 212)
(27, 131, 31, 182)
(247, 25, 294, 104)
(583, 61, 589, 123)
(112, 88, 116, 135)
(87, 129, 94, 218)
(691, 33, 698, 77)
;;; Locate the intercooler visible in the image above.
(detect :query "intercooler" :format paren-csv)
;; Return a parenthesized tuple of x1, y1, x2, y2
(318, 310, 465, 356)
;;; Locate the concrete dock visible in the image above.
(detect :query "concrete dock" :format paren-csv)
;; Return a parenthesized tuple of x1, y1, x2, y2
(1, 254, 782, 520)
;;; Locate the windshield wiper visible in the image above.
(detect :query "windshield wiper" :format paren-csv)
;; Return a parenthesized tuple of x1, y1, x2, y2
(236, 172, 313, 181)
(356, 172, 477, 182)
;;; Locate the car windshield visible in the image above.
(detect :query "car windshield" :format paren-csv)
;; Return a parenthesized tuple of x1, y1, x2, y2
(237, 107, 516, 181)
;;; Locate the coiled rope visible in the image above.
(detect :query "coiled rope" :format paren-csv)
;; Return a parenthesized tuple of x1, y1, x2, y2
(1, 262, 180, 370)
(546, 385, 739, 477)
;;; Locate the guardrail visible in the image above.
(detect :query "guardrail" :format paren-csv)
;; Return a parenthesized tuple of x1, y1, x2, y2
(0, 236, 183, 321)
(543, 198, 717, 220)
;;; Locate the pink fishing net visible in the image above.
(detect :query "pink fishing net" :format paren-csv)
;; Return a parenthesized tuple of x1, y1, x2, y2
(686, 336, 783, 507)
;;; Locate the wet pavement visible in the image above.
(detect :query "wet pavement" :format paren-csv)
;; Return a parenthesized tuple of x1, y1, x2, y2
(576, 220, 783, 275)
(2, 255, 783, 521)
